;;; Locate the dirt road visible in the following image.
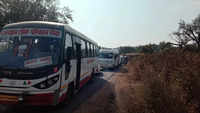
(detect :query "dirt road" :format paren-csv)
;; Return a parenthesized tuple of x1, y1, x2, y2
(0, 70, 115, 113)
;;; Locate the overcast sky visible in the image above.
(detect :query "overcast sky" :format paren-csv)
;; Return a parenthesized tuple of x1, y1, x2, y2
(59, 0, 200, 48)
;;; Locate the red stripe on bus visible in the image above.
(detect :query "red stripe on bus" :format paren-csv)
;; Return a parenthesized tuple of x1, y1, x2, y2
(87, 59, 95, 64)
(80, 75, 91, 88)
(25, 93, 54, 105)
(58, 92, 67, 103)
(0, 93, 55, 105)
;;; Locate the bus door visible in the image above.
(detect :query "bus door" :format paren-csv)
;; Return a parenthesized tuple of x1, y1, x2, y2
(75, 43, 81, 89)
(60, 33, 72, 95)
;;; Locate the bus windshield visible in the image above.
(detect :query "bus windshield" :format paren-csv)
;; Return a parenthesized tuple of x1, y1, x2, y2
(0, 34, 61, 69)
(98, 53, 113, 59)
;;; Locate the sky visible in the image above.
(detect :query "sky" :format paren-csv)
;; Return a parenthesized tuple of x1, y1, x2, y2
(59, 0, 200, 48)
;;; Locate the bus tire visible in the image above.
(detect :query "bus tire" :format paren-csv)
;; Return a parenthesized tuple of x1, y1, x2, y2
(67, 82, 75, 99)
(60, 82, 75, 105)
(110, 66, 115, 70)
(89, 69, 95, 83)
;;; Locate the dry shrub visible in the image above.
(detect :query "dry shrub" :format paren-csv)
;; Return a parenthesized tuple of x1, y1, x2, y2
(128, 49, 200, 113)
(144, 75, 187, 113)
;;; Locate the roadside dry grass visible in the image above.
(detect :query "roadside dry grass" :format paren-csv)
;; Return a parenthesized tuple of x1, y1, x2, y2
(127, 49, 200, 113)
(73, 49, 200, 113)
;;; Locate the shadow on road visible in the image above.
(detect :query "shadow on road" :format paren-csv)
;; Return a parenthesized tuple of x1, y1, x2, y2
(101, 65, 128, 73)
(0, 73, 111, 113)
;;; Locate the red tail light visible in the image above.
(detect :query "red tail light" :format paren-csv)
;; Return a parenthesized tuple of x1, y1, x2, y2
(53, 67, 58, 73)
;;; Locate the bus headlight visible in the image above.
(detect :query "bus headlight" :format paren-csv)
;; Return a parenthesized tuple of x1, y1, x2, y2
(33, 75, 59, 89)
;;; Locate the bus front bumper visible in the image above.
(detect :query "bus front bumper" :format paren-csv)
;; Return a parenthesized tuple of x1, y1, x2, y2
(0, 93, 56, 106)
(99, 63, 114, 69)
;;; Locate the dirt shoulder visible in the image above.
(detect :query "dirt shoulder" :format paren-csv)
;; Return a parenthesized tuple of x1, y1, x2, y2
(113, 66, 145, 113)
(73, 79, 116, 113)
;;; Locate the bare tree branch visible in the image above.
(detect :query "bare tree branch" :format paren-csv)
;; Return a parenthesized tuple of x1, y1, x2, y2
(172, 15, 200, 49)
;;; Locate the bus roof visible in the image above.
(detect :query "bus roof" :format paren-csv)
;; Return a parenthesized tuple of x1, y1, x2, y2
(3, 21, 65, 29)
(3, 21, 98, 46)
(99, 48, 119, 54)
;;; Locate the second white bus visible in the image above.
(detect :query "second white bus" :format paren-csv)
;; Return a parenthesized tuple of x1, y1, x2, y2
(98, 48, 120, 70)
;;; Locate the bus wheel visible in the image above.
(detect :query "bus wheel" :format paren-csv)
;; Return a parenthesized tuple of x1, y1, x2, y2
(89, 69, 95, 83)
(67, 82, 75, 99)
(60, 82, 74, 105)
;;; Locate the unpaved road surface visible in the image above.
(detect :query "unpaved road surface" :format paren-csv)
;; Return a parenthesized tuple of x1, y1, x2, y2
(0, 70, 115, 113)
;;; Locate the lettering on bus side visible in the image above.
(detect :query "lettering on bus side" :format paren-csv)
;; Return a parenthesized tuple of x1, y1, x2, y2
(0, 28, 62, 38)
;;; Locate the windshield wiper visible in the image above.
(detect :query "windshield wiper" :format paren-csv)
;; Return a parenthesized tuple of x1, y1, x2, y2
(0, 65, 12, 70)
(0, 64, 57, 74)
(0, 66, 35, 73)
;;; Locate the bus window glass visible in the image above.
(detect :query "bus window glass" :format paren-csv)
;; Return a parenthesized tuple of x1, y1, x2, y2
(97, 47, 100, 56)
(85, 42, 88, 57)
(93, 46, 96, 57)
(89, 43, 92, 57)
(91, 44, 94, 57)
(65, 33, 72, 60)
(72, 36, 77, 58)
(0, 30, 61, 69)
(70, 36, 75, 58)
(93, 45, 95, 57)
(81, 40, 86, 58)
(86, 42, 90, 57)
(96, 46, 98, 56)
(98, 53, 113, 59)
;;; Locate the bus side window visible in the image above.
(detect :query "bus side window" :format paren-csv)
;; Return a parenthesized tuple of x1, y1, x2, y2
(91, 44, 94, 57)
(64, 33, 73, 60)
(96, 46, 98, 56)
(85, 42, 88, 57)
(93, 46, 96, 57)
(86, 42, 90, 57)
(81, 39, 86, 58)
(89, 43, 92, 57)
(96, 46, 99, 56)
(71, 36, 75, 59)
(93, 45, 95, 57)
(90, 44, 93, 57)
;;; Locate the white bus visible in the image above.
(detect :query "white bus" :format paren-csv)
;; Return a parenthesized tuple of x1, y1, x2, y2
(98, 48, 120, 70)
(0, 21, 99, 106)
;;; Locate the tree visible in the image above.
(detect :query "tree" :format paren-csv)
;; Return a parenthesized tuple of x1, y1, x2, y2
(173, 15, 200, 49)
(172, 31, 190, 48)
(158, 41, 173, 51)
(140, 44, 157, 54)
(119, 46, 137, 54)
(0, 0, 72, 29)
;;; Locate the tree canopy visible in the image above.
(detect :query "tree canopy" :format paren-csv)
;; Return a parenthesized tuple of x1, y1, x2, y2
(0, 0, 72, 29)
(172, 14, 200, 49)
(119, 42, 173, 54)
